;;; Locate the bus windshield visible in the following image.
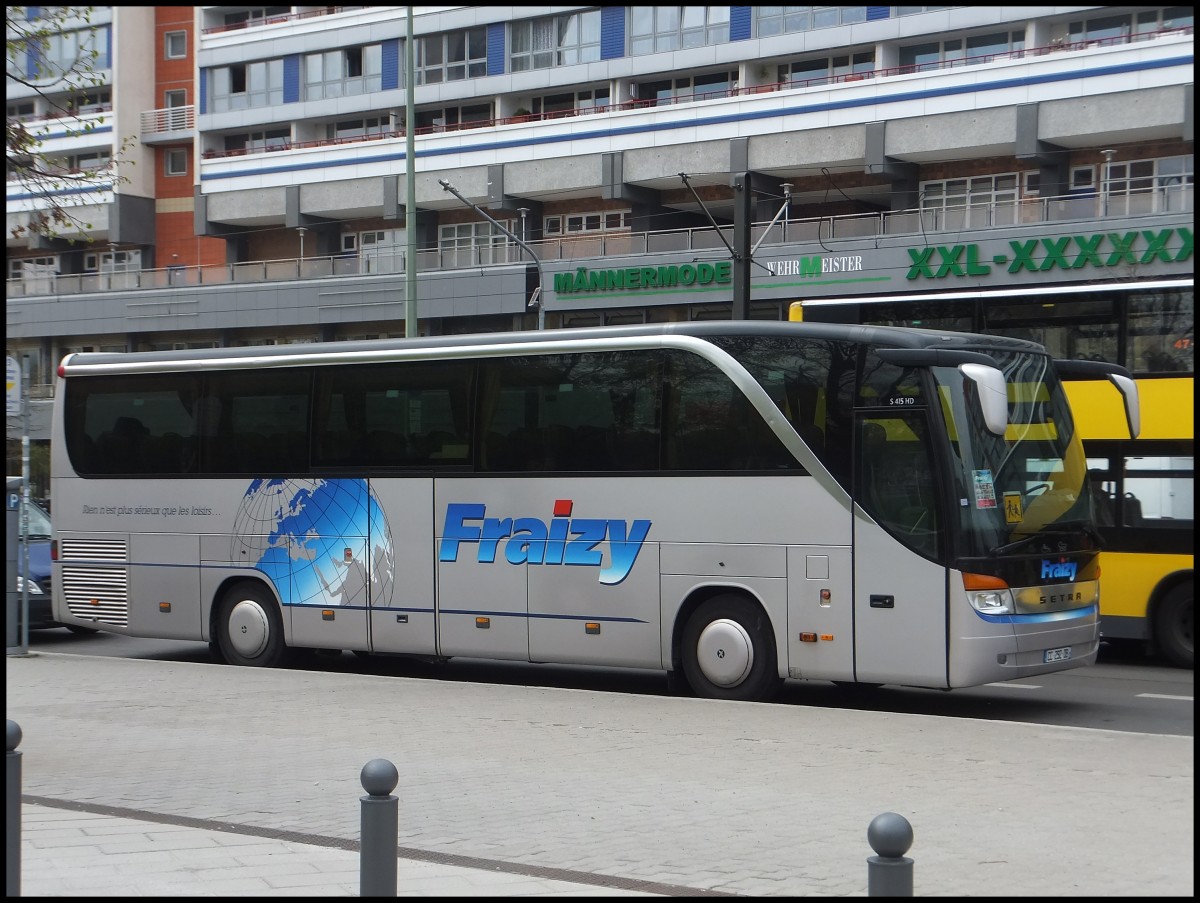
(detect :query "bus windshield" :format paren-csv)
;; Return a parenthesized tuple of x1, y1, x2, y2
(932, 351, 1097, 560)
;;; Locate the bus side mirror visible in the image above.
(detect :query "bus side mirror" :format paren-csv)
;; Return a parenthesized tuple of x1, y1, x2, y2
(1107, 372, 1141, 439)
(1053, 359, 1140, 440)
(959, 363, 1009, 436)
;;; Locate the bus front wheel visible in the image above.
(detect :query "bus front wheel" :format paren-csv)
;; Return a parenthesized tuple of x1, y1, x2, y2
(215, 583, 287, 668)
(1155, 584, 1193, 670)
(681, 595, 783, 702)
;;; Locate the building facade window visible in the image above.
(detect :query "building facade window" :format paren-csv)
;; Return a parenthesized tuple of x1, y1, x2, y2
(630, 7, 730, 55)
(51, 150, 111, 173)
(38, 26, 110, 78)
(415, 103, 492, 132)
(531, 87, 610, 116)
(83, 250, 143, 273)
(304, 44, 383, 100)
(510, 10, 601, 71)
(439, 221, 513, 266)
(635, 71, 736, 105)
(325, 117, 391, 140)
(359, 230, 406, 274)
(779, 51, 874, 85)
(223, 7, 289, 29)
(165, 148, 188, 176)
(544, 210, 631, 236)
(8, 256, 59, 279)
(920, 173, 1021, 228)
(164, 30, 187, 59)
(1105, 154, 1195, 215)
(66, 87, 111, 114)
(899, 31, 1024, 71)
(416, 28, 486, 84)
(211, 59, 284, 112)
(7, 100, 36, 119)
(222, 128, 290, 153)
(756, 6, 868, 38)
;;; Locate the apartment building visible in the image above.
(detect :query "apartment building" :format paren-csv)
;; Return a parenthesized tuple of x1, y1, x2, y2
(6, 6, 1195, 461)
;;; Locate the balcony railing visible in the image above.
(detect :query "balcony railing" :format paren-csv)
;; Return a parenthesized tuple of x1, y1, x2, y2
(140, 105, 196, 137)
(201, 6, 365, 35)
(6, 185, 1191, 299)
(196, 26, 1193, 160)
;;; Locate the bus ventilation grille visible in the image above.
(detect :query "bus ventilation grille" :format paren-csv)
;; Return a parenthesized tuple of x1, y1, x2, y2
(60, 537, 130, 627)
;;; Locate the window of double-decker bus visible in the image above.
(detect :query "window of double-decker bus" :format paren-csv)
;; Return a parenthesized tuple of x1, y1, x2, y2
(983, 297, 1119, 364)
(860, 300, 973, 333)
(1085, 440, 1193, 554)
(1128, 290, 1194, 373)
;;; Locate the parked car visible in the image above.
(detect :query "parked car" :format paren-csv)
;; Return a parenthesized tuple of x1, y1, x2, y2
(8, 477, 96, 633)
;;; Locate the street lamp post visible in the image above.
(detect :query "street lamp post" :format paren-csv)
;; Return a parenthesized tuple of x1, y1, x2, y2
(1100, 148, 1116, 218)
(438, 180, 545, 330)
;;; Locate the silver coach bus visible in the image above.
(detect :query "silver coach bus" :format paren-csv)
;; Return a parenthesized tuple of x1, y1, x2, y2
(50, 321, 1138, 701)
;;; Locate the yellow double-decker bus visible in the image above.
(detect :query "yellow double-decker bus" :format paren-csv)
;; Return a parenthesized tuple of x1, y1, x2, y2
(1066, 376, 1193, 669)
(793, 281, 1193, 668)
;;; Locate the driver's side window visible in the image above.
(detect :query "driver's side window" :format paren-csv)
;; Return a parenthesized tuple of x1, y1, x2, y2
(856, 414, 940, 558)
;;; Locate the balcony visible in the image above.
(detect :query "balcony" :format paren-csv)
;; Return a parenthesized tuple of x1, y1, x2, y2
(141, 105, 196, 145)
(5, 185, 1191, 299)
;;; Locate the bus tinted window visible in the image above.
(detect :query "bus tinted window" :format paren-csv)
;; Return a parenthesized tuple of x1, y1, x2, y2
(664, 349, 798, 472)
(711, 335, 857, 482)
(66, 373, 201, 476)
(479, 351, 661, 472)
(202, 369, 311, 474)
(313, 361, 472, 468)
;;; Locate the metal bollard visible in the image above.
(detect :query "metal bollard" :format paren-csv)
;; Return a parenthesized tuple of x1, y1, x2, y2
(359, 758, 399, 897)
(867, 811, 913, 896)
(7, 720, 22, 897)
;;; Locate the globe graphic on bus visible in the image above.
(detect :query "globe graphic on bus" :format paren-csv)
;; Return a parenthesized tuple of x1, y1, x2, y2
(230, 478, 394, 608)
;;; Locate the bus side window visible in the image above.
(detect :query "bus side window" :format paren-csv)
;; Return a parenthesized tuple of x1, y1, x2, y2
(96, 416, 149, 474)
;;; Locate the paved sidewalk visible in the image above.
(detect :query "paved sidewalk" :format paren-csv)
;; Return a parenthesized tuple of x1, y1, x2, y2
(7, 651, 1194, 897)
(18, 802, 661, 896)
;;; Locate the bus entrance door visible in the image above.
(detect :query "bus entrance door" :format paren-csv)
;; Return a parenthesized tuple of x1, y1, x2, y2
(851, 413, 951, 688)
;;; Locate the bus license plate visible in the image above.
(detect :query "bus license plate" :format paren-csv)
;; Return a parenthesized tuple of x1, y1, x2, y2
(1043, 646, 1072, 663)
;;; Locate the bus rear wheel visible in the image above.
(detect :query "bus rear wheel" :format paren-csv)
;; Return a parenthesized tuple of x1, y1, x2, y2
(1155, 584, 1193, 670)
(215, 582, 287, 668)
(681, 595, 783, 702)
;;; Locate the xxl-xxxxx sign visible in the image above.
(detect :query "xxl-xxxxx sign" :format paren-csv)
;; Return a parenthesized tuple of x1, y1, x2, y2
(906, 229, 1192, 280)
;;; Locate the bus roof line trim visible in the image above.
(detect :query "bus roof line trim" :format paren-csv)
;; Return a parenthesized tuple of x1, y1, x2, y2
(56, 333, 761, 377)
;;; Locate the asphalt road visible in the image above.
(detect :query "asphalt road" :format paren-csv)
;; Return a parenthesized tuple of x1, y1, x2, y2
(20, 627, 1195, 737)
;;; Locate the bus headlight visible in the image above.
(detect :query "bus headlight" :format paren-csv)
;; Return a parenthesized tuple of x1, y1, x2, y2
(16, 576, 44, 595)
(967, 589, 1014, 614)
(962, 572, 1014, 615)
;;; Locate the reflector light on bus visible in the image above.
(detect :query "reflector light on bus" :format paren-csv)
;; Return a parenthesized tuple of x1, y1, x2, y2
(962, 573, 1008, 591)
(799, 632, 818, 642)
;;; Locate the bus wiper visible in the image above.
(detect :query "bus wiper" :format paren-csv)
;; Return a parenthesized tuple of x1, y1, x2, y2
(991, 534, 1041, 556)
(991, 521, 1104, 556)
